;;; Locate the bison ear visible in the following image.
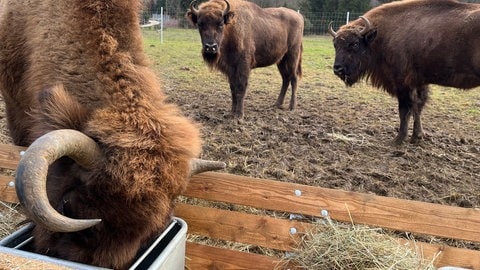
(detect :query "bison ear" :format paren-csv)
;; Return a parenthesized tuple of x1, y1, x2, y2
(224, 11, 235, 24)
(31, 84, 89, 138)
(186, 11, 198, 26)
(363, 29, 377, 45)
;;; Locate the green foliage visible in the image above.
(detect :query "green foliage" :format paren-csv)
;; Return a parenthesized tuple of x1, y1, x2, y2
(307, 0, 371, 13)
(141, 28, 480, 122)
(141, 28, 345, 98)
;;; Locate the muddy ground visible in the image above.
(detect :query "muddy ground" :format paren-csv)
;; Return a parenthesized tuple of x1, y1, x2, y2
(165, 80, 480, 209)
(143, 31, 480, 212)
(1, 61, 479, 212)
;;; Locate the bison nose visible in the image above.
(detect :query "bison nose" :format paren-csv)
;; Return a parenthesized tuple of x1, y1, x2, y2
(204, 42, 218, 54)
(333, 65, 345, 76)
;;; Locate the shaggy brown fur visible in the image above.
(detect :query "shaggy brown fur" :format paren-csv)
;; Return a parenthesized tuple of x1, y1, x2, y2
(187, 0, 304, 121)
(0, 0, 201, 269)
(330, 0, 480, 144)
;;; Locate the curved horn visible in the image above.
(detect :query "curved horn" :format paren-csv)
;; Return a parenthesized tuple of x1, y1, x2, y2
(189, 0, 199, 16)
(359, 16, 372, 35)
(223, 0, 231, 16)
(189, 158, 226, 176)
(15, 129, 103, 232)
(328, 21, 337, 38)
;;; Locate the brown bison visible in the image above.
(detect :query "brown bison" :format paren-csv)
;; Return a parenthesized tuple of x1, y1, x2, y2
(0, 0, 224, 269)
(187, 0, 304, 121)
(329, 0, 480, 144)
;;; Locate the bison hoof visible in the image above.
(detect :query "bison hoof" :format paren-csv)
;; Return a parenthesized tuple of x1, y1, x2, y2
(229, 113, 244, 124)
(391, 135, 406, 146)
(235, 118, 244, 124)
(409, 135, 424, 145)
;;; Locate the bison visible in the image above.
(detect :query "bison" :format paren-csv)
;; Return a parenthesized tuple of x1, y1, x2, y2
(328, 0, 480, 144)
(0, 0, 224, 269)
(186, 0, 304, 121)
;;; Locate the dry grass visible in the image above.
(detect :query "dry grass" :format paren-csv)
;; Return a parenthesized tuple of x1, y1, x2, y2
(0, 202, 24, 239)
(283, 211, 437, 270)
(0, 253, 70, 270)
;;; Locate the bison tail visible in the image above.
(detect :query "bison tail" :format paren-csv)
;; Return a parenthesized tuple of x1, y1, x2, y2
(297, 44, 303, 79)
(297, 57, 302, 79)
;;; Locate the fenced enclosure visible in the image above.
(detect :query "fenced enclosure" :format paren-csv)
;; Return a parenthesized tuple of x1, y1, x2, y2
(140, 6, 363, 36)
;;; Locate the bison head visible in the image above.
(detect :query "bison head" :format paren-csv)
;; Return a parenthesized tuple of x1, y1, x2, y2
(329, 16, 377, 86)
(15, 129, 226, 233)
(186, 0, 235, 65)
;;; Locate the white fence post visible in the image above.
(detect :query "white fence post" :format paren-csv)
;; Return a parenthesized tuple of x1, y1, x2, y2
(160, 7, 164, 44)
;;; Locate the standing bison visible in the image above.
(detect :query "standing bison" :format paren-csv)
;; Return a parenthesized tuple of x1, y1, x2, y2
(0, 0, 224, 269)
(187, 0, 304, 121)
(329, 0, 480, 144)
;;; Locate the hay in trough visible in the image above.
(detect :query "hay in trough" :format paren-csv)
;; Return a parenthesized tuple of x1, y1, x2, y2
(283, 211, 437, 270)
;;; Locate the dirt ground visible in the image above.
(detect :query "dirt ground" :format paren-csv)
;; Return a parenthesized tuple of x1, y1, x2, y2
(163, 80, 479, 210)
(151, 30, 480, 211)
(0, 76, 478, 209)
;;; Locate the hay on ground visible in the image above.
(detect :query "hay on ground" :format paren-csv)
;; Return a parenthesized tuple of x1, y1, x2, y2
(283, 211, 437, 270)
(0, 202, 25, 239)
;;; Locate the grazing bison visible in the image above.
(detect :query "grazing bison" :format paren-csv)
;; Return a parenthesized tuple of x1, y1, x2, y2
(329, 0, 480, 144)
(187, 0, 304, 121)
(0, 0, 224, 269)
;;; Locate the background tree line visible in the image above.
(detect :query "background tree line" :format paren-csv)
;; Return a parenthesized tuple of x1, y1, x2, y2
(144, 0, 479, 15)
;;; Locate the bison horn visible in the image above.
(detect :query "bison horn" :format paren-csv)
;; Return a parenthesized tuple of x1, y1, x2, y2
(223, 0, 230, 16)
(189, 158, 226, 176)
(189, 0, 199, 16)
(358, 16, 372, 35)
(15, 129, 103, 232)
(328, 21, 337, 38)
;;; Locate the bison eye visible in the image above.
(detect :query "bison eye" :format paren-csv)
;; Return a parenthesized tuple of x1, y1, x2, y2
(350, 42, 360, 50)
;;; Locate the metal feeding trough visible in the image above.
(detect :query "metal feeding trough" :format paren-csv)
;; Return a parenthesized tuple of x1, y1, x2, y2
(0, 217, 187, 270)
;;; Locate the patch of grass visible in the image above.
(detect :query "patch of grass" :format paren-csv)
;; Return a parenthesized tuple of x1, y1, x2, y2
(141, 29, 393, 111)
(142, 28, 479, 123)
(142, 29, 350, 107)
(143, 28, 229, 103)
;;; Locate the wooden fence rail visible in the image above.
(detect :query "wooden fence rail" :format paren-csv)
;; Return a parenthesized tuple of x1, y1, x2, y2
(0, 143, 479, 269)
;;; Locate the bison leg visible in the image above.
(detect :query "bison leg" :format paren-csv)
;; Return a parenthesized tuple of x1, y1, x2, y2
(228, 70, 249, 120)
(274, 75, 297, 110)
(289, 77, 298, 110)
(230, 84, 238, 117)
(230, 85, 246, 120)
(275, 77, 290, 109)
(394, 90, 412, 145)
(275, 55, 299, 110)
(410, 85, 429, 143)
